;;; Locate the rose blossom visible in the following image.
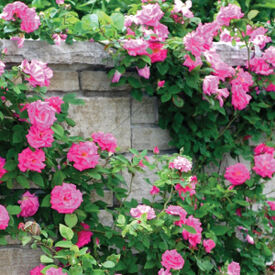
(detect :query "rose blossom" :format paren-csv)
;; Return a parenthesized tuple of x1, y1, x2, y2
(46, 267, 67, 275)
(146, 42, 167, 63)
(182, 215, 202, 248)
(21, 59, 53, 87)
(183, 54, 202, 72)
(112, 71, 122, 83)
(183, 31, 206, 57)
(267, 201, 275, 211)
(231, 85, 251, 110)
(18, 148, 46, 173)
(130, 204, 156, 220)
(92, 132, 117, 153)
(76, 223, 93, 248)
(224, 163, 250, 186)
(161, 249, 184, 270)
(56, 0, 64, 4)
(203, 239, 216, 253)
(30, 264, 45, 275)
(173, 0, 193, 18)
(169, 156, 192, 172)
(52, 33, 67, 46)
(0, 204, 9, 230)
(45, 96, 64, 113)
(175, 176, 197, 200)
(26, 126, 54, 149)
(11, 36, 25, 48)
(18, 191, 39, 217)
(266, 83, 275, 92)
(231, 68, 253, 92)
(254, 144, 274, 156)
(227, 261, 240, 275)
(67, 141, 99, 171)
(246, 234, 254, 244)
(249, 57, 273, 76)
(0, 61, 5, 77)
(216, 4, 244, 26)
(150, 185, 160, 195)
(157, 81, 165, 88)
(137, 65, 150, 79)
(123, 39, 148, 56)
(166, 205, 187, 226)
(263, 46, 275, 67)
(51, 183, 83, 214)
(0, 156, 7, 181)
(154, 23, 169, 41)
(158, 268, 171, 275)
(136, 4, 164, 26)
(253, 153, 275, 178)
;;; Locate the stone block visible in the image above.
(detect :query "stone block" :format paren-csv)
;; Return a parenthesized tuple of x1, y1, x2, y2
(68, 97, 131, 152)
(91, 190, 113, 207)
(80, 71, 129, 92)
(131, 97, 158, 124)
(0, 247, 42, 275)
(132, 126, 172, 151)
(48, 71, 79, 91)
(98, 210, 113, 227)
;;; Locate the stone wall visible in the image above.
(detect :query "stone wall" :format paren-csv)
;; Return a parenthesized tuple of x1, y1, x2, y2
(0, 39, 274, 274)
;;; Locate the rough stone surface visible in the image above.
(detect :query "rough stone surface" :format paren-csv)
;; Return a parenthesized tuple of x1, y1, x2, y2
(131, 97, 158, 124)
(98, 210, 113, 227)
(91, 190, 114, 207)
(48, 71, 79, 91)
(0, 247, 42, 275)
(132, 126, 172, 150)
(68, 97, 131, 152)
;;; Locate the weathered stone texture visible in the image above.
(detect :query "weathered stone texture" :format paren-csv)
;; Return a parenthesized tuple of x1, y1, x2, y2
(0, 247, 42, 275)
(68, 97, 131, 152)
(91, 190, 114, 207)
(48, 71, 79, 91)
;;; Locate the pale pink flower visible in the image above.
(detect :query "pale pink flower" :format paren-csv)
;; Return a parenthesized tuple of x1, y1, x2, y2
(166, 205, 187, 226)
(51, 183, 83, 214)
(21, 59, 53, 87)
(216, 4, 244, 26)
(183, 55, 202, 72)
(67, 141, 99, 171)
(231, 68, 253, 92)
(18, 148, 46, 173)
(26, 126, 54, 149)
(0, 1, 28, 21)
(45, 97, 64, 113)
(246, 234, 254, 244)
(0, 156, 7, 181)
(112, 71, 122, 83)
(154, 23, 169, 41)
(46, 267, 67, 275)
(27, 100, 56, 130)
(248, 26, 268, 40)
(169, 156, 192, 172)
(153, 146, 160, 154)
(11, 36, 24, 48)
(1, 48, 8, 55)
(146, 42, 167, 63)
(254, 144, 274, 156)
(137, 65, 150, 79)
(227, 261, 240, 275)
(250, 57, 273, 75)
(18, 191, 39, 217)
(0, 204, 9, 230)
(173, 0, 193, 18)
(56, 0, 65, 4)
(0, 61, 5, 76)
(203, 75, 219, 96)
(183, 31, 206, 57)
(124, 15, 139, 27)
(252, 35, 271, 49)
(203, 239, 216, 253)
(136, 4, 164, 26)
(92, 132, 117, 153)
(19, 7, 41, 33)
(175, 176, 197, 200)
(263, 46, 275, 67)
(220, 29, 233, 42)
(231, 85, 251, 110)
(161, 249, 184, 270)
(224, 163, 250, 186)
(158, 268, 171, 275)
(253, 153, 275, 178)
(76, 223, 93, 248)
(182, 215, 202, 248)
(150, 185, 160, 195)
(123, 38, 149, 56)
(267, 201, 275, 211)
(30, 264, 45, 275)
(52, 33, 67, 46)
(130, 204, 156, 220)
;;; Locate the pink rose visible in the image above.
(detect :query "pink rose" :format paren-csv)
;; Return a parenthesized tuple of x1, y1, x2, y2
(0, 204, 9, 230)
(130, 204, 156, 220)
(136, 4, 164, 26)
(250, 57, 273, 76)
(169, 156, 192, 172)
(154, 23, 169, 41)
(0, 2, 28, 21)
(183, 31, 206, 57)
(253, 153, 275, 178)
(203, 75, 219, 96)
(52, 33, 67, 46)
(19, 7, 41, 33)
(123, 39, 149, 56)
(166, 205, 187, 226)
(231, 85, 251, 110)
(26, 126, 54, 149)
(11, 36, 25, 48)
(203, 239, 216, 253)
(267, 201, 275, 211)
(161, 249, 184, 270)
(18, 191, 39, 217)
(51, 183, 83, 214)
(246, 234, 254, 244)
(224, 163, 250, 186)
(76, 223, 93, 248)
(254, 144, 274, 156)
(150, 185, 160, 195)
(175, 176, 197, 201)
(45, 97, 64, 113)
(0, 61, 5, 76)
(153, 146, 160, 154)
(183, 55, 202, 72)
(182, 215, 202, 248)
(112, 71, 122, 83)
(92, 132, 117, 153)
(216, 4, 244, 26)
(173, 0, 193, 18)
(67, 141, 99, 171)
(158, 268, 171, 275)
(137, 65, 150, 79)
(46, 267, 67, 275)
(56, 0, 64, 4)
(146, 42, 167, 63)
(27, 100, 56, 130)
(157, 81, 165, 88)
(263, 46, 275, 66)
(266, 83, 275, 92)
(18, 148, 46, 173)
(21, 60, 53, 87)
(30, 264, 45, 275)
(0, 156, 7, 181)
(231, 68, 253, 92)
(227, 261, 240, 275)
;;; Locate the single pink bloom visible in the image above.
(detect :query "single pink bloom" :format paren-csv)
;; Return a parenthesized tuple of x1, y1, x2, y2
(254, 144, 274, 156)
(0, 1, 28, 21)
(182, 215, 202, 248)
(227, 261, 241, 275)
(166, 205, 187, 226)
(224, 163, 250, 186)
(92, 132, 117, 153)
(26, 126, 54, 149)
(161, 249, 184, 270)
(216, 4, 244, 26)
(46, 267, 67, 275)
(146, 42, 167, 63)
(30, 264, 45, 275)
(231, 68, 253, 92)
(203, 239, 216, 253)
(263, 46, 275, 66)
(52, 33, 67, 46)
(76, 223, 93, 248)
(0, 156, 7, 182)
(169, 156, 192, 172)
(123, 38, 149, 56)
(231, 84, 251, 110)
(56, 0, 64, 4)
(21, 59, 53, 87)
(18, 191, 39, 217)
(154, 23, 169, 41)
(183, 31, 206, 57)
(0, 204, 9, 230)
(253, 153, 275, 178)
(112, 71, 122, 83)
(19, 7, 41, 33)
(45, 96, 64, 113)
(236, 208, 242, 217)
(266, 83, 275, 92)
(203, 75, 219, 96)
(67, 141, 99, 171)
(2, 48, 8, 54)
(18, 148, 46, 173)
(27, 100, 56, 130)
(130, 204, 156, 220)
(267, 201, 275, 211)
(11, 36, 24, 48)
(96, 237, 100, 246)
(137, 65, 150, 79)
(153, 146, 160, 154)
(252, 34, 271, 49)
(250, 57, 273, 75)
(136, 3, 164, 27)
(173, 0, 193, 18)
(220, 29, 233, 42)
(150, 185, 160, 195)
(183, 55, 202, 72)
(157, 81, 165, 88)
(246, 234, 254, 244)
(0, 61, 5, 76)
(138, 159, 145, 168)
(158, 268, 171, 275)
(51, 183, 83, 214)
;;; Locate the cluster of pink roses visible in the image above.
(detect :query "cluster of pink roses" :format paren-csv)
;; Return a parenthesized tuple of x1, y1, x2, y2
(175, 175, 197, 201)
(0, 1, 40, 33)
(30, 265, 67, 275)
(169, 156, 192, 173)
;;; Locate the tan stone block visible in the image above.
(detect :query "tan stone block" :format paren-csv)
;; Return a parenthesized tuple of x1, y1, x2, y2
(98, 210, 113, 227)
(91, 190, 113, 207)
(131, 97, 158, 124)
(48, 71, 79, 91)
(132, 126, 173, 151)
(68, 97, 131, 152)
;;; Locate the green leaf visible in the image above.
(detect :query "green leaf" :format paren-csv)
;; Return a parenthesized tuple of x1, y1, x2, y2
(212, 225, 230, 236)
(172, 95, 184, 107)
(40, 255, 54, 263)
(4, 160, 17, 171)
(52, 170, 65, 186)
(32, 173, 44, 188)
(55, 240, 72, 248)
(22, 235, 32, 246)
(51, 124, 64, 138)
(182, 224, 197, 234)
(63, 93, 85, 105)
(247, 10, 259, 20)
(117, 214, 126, 225)
(81, 14, 99, 31)
(87, 170, 101, 180)
(111, 13, 125, 31)
(65, 214, 78, 228)
(196, 259, 214, 271)
(102, 260, 115, 268)
(16, 175, 30, 188)
(7, 205, 21, 215)
(41, 194, 51, 207)
(59, 224, 74, 240)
